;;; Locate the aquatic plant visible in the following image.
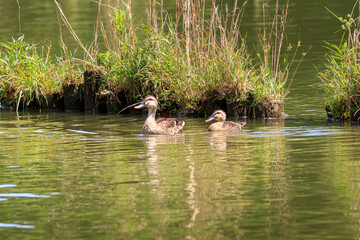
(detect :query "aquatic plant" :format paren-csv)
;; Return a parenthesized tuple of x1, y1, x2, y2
(255, 0, 307, 103)
(57, 39, 85, 86)
(96, 0, 303, 114)
(319, 2, 360, 120)
(0, 36, 65, 110)
(97, 1, 252, 111)
(0, 0, 305, 116)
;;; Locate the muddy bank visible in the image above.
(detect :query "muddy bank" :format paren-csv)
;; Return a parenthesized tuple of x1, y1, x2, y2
(5, 70, 284, 118)
(326, 104, 360, 122)
(226, 100, 283, 118)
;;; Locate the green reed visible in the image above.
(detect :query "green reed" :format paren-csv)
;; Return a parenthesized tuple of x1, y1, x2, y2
(0, 0, 304, 114)
(96, 0, 303, 112)
(255, 0, 306, 103)
(319, 2, 360, 120)
(0, 36, 66, 110)
(98, 0, 250, 110)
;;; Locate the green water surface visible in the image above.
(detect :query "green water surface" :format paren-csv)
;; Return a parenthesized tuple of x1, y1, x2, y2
(1, 0, 360, 239)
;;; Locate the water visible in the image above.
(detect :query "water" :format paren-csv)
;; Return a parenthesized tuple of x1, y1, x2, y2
(1, 0, 360, 239)
(1, 112, 360, 239)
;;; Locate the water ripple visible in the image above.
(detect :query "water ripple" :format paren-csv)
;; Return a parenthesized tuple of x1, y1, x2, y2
(0, 193, 50, 198)
(247, 126, 343, 138)
(0, 184, 17, 189)
(68, 129, 97, 135)
(6, 165, 20, 168)
(0, 222, 35, 229)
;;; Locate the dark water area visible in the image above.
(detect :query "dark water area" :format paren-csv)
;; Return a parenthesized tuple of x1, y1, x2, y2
(1, 0, 360, 239)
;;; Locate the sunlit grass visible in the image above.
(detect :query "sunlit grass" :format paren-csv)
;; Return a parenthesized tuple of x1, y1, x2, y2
(0, 0, 305, 116)
(0, 36, 62, 109)
(96, 0, 304, 113)
(318, 3, 360, 120)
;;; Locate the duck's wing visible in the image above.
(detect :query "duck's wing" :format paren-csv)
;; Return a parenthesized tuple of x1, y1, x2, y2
(156, 118, 185, 133)
(223, 121, 246, 131)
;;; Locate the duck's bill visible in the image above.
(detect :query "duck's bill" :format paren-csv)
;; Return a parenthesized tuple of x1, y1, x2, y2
(134, 102, 146, 109)
(205, 115, 215, 122)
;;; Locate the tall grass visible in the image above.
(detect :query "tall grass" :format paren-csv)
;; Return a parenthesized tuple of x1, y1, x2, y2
(0, 1, 90, 111)
(0, 36, 85, 111)
(95, 0, 303, 112)
(255, 0, 305, 103)
(0, 36, 64, 110)
(0, 0, 304, 115)
(319, 1, 360, 120)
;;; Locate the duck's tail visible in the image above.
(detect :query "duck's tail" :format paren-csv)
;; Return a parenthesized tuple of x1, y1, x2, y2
(180, 121, 185, 127)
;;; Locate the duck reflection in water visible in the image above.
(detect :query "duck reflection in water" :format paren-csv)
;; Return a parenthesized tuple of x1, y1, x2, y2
(144, 135, 185, 185)
(208, 132, 228, 152)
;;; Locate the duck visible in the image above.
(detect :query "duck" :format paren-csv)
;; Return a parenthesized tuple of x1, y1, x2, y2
(205, 110, 246, 132)
(133, 96, 185, 135)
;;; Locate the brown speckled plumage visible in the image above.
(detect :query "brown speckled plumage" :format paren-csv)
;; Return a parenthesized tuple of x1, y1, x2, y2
(206, 110, 245, 132)
(135, 96, 185, 135)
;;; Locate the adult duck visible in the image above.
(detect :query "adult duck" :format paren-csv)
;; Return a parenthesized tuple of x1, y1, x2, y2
(133, 96, 185, 135)
(205, 110, 245, 132)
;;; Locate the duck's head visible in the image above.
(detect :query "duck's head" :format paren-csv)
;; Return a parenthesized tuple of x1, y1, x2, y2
(205, 110, 226, 122)
(134, 96, 158, 110)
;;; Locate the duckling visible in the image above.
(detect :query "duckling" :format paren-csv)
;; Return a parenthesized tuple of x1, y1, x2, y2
(134, 96, 185, 135)
(205, 110, 246, 132)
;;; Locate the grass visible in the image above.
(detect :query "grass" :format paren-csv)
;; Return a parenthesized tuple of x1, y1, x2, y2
(255, 1, 306, 103)
(95, 0, 304, 113)
(97, 1, 253, 111)
(318, 1, 360, 120)
(0, 36, 84, 111)
(0, 36, 62, 110)
(0, 0, 305, 117)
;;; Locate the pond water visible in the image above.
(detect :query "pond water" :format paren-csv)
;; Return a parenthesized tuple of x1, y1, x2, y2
(1, 0, 360, 239)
